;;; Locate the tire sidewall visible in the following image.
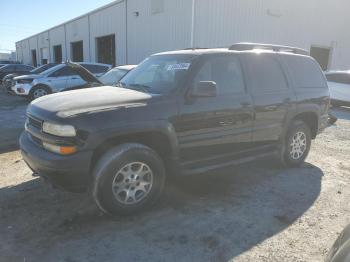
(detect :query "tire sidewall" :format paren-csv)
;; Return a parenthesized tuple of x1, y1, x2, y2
(29, 85, 51, 100)
(93, 144, 165, 216)
(283, 121, 311, 167)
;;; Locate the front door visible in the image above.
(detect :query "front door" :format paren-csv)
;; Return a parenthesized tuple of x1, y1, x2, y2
(174, 54, 254, 162)
(47, 66, 70, 92)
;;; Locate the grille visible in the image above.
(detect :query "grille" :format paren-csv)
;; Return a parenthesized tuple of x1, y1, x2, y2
(29, 134, 42, 147)
(28, 115, 43, 130)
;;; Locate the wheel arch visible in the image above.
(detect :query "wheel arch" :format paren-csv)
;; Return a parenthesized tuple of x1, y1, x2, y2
(90, 123, 179, 173)
(290, 111, 319, 139)
(30, 83, 52, 94)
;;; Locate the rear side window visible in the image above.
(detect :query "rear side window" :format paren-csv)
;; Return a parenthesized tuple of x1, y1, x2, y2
(82, 64, 109, 74)
(284, 55, 327, 88)
(244, 54, 288, 92)
(326, 73, 350, 85)
(193, 55, 245, 94)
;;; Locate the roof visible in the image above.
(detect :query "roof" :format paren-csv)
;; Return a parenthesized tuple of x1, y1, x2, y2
(115, 65, 137, 70)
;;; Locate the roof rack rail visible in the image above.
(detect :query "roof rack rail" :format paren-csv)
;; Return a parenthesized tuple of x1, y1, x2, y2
(229, 42, 309, 55)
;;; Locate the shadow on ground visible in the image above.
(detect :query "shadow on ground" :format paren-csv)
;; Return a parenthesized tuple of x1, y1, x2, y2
(0, 160, 323, 261)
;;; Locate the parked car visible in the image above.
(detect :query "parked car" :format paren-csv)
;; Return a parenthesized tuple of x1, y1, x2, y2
(0, 64, 34, 85)
(0, 60, 19, 64)
(12, 62, 111, 100)
(325, 71, 350, 107)
(20, 43, 330, 216)
(61, 64, 137, 92)
(326, 224, 350, 262)
(99, 65, 137, 86)
(3, 63, 58, 93)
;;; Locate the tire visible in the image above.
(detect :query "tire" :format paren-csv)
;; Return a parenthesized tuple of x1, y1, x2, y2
(91, 143, 166, 216)
(29, 85, 51, 101)
(278, 120, 311, 167)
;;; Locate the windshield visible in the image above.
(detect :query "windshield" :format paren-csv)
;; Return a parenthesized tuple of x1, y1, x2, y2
(31, 64, 57, 74)
(120, 54, 195, 94)
(39, 64, 63, 76)
(99, 68, 129, 86)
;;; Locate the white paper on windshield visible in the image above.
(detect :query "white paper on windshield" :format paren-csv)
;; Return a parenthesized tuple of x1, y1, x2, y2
(167, 63, 190, 71)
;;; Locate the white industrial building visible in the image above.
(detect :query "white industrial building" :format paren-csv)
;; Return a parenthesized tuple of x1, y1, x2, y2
(16, 0, 350, 71)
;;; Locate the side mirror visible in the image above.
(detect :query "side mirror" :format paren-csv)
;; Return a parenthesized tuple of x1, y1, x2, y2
(191, 81, 217, 97)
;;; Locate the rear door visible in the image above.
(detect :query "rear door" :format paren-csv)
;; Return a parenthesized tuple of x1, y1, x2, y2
(175, 54, 254, 162)
(241, 53, 296, 143)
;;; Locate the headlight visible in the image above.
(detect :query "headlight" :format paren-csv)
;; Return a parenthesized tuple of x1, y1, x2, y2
(42, 122, 76, 137)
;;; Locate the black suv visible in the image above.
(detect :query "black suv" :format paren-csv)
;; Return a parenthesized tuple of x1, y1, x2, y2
(20, 43, 330, 215)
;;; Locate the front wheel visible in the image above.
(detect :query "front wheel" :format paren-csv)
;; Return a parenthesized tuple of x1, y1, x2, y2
(29, 85, 51, 100)
(91, 143, 166, 216)
(279, 120, 311, 167)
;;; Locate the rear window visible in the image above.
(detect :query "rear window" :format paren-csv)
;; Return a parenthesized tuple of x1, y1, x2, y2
(82, 64, 109, 74)
(283, 55, 327, 88)
(326, 73, 350, 85)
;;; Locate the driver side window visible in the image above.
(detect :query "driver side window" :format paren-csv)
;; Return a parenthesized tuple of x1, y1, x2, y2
(193, 55, 245, 95)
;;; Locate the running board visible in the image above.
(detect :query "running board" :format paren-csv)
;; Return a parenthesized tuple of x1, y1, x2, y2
(181, 150, 278, 176)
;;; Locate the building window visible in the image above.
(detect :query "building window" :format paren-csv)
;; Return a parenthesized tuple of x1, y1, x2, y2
(71, 41, 84, 62)
(96, 34, 116, 66)
(310, 45, 331, 71)
(151, 0, 164, 14)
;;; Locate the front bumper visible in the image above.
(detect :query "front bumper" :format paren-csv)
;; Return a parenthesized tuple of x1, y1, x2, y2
(20, 132, 93, 192)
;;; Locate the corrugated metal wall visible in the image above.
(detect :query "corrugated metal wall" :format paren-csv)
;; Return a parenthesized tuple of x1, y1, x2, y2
(15, 0, 350, 70)
(126, 0, 192, 63)
(89, 1, 127, 65)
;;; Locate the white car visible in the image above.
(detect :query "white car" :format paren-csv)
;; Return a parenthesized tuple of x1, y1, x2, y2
(325, 71, 350, 107)
(12, 62, 111, 100)
(99, 65, 137, 86)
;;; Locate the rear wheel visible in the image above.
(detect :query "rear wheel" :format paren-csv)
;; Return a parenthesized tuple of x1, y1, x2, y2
(29, 85, 51, 100)
(91, 143, 166, 216)
(279, 120, 311, 167)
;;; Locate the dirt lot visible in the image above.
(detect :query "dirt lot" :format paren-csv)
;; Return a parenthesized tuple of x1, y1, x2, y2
(0, 91, 350, 262)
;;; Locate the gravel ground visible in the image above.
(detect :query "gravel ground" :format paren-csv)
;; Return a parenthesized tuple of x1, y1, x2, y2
(0, 91, 350, 262)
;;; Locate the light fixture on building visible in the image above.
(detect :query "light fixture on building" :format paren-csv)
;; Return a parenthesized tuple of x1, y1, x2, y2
(133, 11, 140, 17)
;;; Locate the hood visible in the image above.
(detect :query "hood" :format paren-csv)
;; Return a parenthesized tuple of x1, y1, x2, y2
(14, 74, 41, 80)
(66, 61, 103, 85)
(28, 86, 153, 118)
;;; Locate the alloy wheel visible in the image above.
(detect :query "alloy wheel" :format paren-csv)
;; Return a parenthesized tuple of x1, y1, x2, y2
(112, 162, 153, 205)
(289, 131, 307, 160)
